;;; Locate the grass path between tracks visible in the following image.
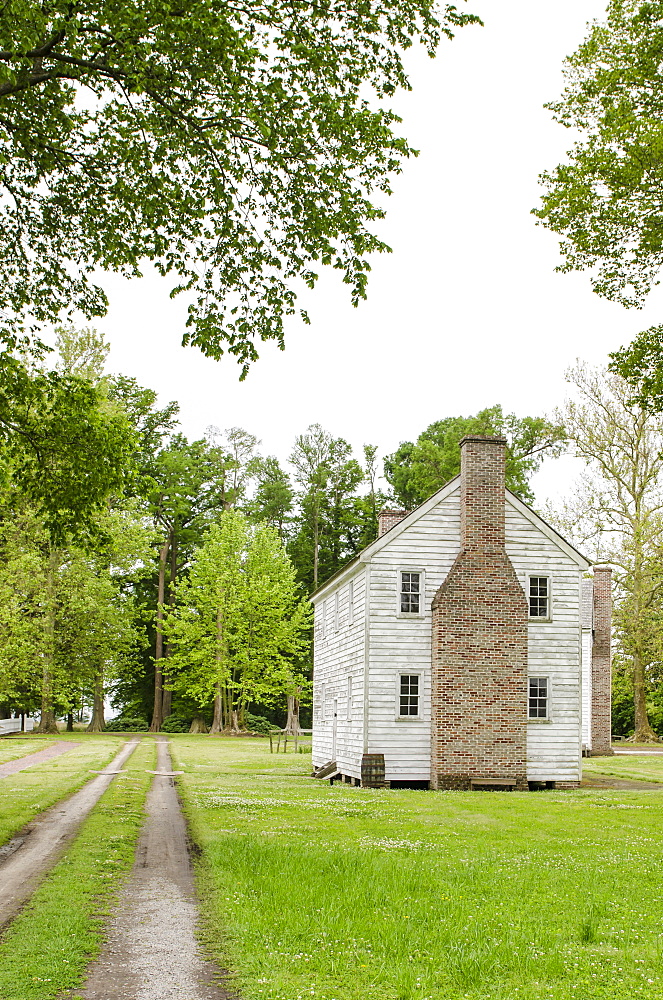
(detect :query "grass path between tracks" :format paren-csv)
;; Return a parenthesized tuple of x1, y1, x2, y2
(0, 738, 156, 999)
(0, 734, 130, 846)
(171, 737, 663, 1000)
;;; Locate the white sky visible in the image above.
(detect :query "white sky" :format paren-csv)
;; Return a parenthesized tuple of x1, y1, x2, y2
(97, 0, 663, 505)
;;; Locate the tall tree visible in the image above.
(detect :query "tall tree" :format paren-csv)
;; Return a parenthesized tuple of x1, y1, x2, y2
(0, 0, 478, 367)
(536, 1, 663, 308)
(147, 435, 243, 730)
(550, 363, 663, 743)
(384, 406, 565, 509)
(165, 512, 311, 733)
(205, 426, 260, 508)
(0, 502, 148, 732)
(0, 353, 136, 546)
(245, 456, 294, 539)
(290, 425, 363, 590)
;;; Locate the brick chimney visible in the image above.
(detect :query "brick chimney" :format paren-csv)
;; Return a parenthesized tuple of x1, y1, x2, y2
(430, 436, 528, 790)
(377, 509, 409, 538)
(460, 436, 507, 550)
(590, 566, 613, 755)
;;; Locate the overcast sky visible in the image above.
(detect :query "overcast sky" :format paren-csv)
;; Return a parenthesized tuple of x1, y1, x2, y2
(96, 0, 663, 504)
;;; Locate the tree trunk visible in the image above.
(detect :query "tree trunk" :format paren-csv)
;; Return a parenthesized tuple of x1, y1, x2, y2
(189, 715, 208, 734)
(313, 506, 319, 590)
(230, 708, 241, 733)
(633, 649, 660, 742)
(66, 711, 74, 732)
(631, 534, 659, 743)
(209, 683, 223, 735)
(87, 673, 105, 732)
(150, 538, 170, 732)
(209, 605, 225, 736)
(36, 547, 59, 734)
(162, 536, 178, 722)
(285, 692, 302, 734)
(161, 684, 172, 722)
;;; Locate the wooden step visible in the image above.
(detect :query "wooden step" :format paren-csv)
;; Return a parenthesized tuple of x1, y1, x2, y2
(470, 777, 516, 791)
(314, 760, 337, 779)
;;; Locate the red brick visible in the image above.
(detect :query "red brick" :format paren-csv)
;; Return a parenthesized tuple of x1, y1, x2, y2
(430, 437, 528, 790)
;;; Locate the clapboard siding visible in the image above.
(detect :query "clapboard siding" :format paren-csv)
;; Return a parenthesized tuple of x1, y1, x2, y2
(366, 487, 461, 780)
(505, 501, 583, 782)
(312, 568, 366, 776)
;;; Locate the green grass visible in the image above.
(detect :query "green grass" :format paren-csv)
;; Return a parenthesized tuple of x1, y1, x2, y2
(585, 752, 663, 784)
(0, 734, 133, 846)
(0, 735, 59, 765)
(0, 738, 155, 999)
(169, 737, 663, 1000)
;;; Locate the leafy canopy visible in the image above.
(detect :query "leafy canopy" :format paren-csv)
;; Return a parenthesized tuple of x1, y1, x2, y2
(0, 0, 478, 371)
(383, 406, 565, 509)
(0, 353, 136, 544)
(165, 511, 311, 711)
(535, 1, 663, 308)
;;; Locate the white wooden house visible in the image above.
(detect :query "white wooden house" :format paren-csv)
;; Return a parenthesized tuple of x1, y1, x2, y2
(311, 436, 612, 790)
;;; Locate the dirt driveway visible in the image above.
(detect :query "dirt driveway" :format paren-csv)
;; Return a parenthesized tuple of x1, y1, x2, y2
(75, 736, 234, 1000)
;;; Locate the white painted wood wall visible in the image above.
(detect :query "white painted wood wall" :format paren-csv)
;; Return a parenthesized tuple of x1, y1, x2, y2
(312, 568, 366, 778)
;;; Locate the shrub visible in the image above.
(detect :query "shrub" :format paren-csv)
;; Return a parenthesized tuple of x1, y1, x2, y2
(104, 716, 149, 733)
(245, 713, 277, 736)
(160, 715, 191, 733)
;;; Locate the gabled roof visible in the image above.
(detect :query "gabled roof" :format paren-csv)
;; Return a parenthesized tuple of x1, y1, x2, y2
(310, 477, 591, 602)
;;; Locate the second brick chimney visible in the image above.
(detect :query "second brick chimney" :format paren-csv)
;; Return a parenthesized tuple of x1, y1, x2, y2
(590, 566, 613, 755)
(430, 436, 529, 790)
(377, 509, 409, 538)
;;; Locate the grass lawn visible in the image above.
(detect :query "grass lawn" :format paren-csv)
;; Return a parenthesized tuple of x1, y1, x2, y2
(170, 737, 663, 1000)
(0, 738, 155, 999)
(0, 734, 132, 846)
(585, 752, 663, 784)
(0, 735, 60, 765)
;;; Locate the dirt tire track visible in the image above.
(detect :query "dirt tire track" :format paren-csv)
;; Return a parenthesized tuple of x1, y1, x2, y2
(0, 738, 141, 930)
(76, 736, 235, 1000)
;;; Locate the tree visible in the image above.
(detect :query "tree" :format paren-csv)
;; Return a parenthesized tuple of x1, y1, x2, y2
(0, 508, 48, 720)
(245, 456, 294, 539)
(0, 352, 137, 545)
(0, 0, 479, 369)
(147, 435, 234, 730)
(290, 424, 363, 590)
(205, 426, 260, 508)
(549, 363, 663, 743)
(0, 330, 139, 732)
(384, 406, 565, 509)
(535, 2, 663, 309)
(165, 512, 312, 733)
(0, 500, 148, 733)
(81, 502, 154, 733)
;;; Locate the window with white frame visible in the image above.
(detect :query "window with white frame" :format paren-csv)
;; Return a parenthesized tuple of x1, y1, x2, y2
(334, 591, 339, 631)
(529, 576, 550, 619)
(399, 571, 422, 614)
(399, 674, 420, 717)
(348, 579, 354, 626)
(528, 677, 548, 719)
(347, 675, 352, 720)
